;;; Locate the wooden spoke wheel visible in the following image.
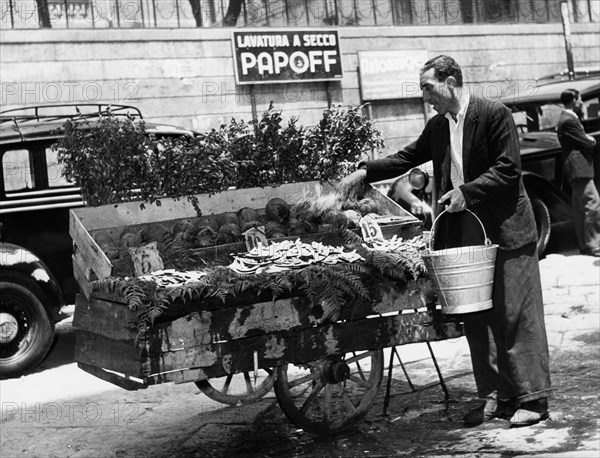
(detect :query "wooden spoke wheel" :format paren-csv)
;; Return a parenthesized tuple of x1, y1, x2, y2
(274, 350, 384, 435)
(195, 369, 275, 406)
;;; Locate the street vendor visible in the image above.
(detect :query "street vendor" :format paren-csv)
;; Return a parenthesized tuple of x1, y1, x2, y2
(338, 55, 551, 427)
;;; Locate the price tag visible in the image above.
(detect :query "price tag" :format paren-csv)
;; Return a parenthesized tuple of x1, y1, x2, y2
(359, 216, 384, 242)
(129, 242, 164, 277)
(244, 226, 268, 252)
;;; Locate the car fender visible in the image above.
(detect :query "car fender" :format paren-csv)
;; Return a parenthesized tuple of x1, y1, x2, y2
(0, 242, 64, 322)
(522, 171, 573, 223)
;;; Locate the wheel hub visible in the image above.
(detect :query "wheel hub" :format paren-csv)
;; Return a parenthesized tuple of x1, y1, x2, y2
(322, 358, 350, 384)
(0, 312, 20, 344)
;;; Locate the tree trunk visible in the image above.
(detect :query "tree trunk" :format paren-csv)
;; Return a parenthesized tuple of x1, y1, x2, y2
(189, 0, 203, 26)
(36, 0, 51, 28)
(223, 0, 244, 26)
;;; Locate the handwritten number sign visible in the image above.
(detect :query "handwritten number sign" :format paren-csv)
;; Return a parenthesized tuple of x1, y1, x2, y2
(244, 226, 268, 252)
(359, 216, 384, 242)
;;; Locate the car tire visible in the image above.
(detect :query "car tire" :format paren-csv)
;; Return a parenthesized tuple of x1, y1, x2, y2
(0, 280, 55, 379)
(530, 198, 551, 258)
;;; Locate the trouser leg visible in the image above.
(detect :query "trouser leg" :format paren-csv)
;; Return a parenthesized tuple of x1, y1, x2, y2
(571, 179, 587, 252)
(571, 177, 600, 254)
(492, 243, 552, 402)
(463, 243, 551, 402)
(581, 178, 600, 253)
(463, 315, 503, 399)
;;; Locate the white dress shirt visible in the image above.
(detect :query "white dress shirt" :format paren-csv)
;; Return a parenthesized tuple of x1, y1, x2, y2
(445, 91, 470, 189)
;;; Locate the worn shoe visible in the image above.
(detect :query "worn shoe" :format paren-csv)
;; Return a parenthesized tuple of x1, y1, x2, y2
(463, 393, 501, 426)
(509, 398, 549, 427)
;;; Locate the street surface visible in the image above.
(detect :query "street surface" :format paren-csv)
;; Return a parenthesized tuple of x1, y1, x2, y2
(1, 241, 599, 458)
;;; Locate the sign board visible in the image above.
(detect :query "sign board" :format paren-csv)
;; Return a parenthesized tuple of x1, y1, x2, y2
(232, 30, 343, 85)
(358, 50, 428, 101)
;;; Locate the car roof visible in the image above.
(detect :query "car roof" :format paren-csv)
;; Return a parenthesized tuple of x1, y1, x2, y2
(0, 104, 196, 145)
(501, 77, 600, 108)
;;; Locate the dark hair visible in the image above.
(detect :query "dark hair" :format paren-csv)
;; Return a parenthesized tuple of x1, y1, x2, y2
(560, 89, 579, 106)
(421, 55, 463, 87)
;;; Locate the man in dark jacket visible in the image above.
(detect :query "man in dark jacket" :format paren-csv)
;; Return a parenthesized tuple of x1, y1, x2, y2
(556, 89, 600, 257)
(339, 55, 551, 427)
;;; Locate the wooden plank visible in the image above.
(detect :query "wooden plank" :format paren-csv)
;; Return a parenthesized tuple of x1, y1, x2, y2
(77, 363, 148, 391)
(69, 209, 113, 282)
(139, 312, 463, 377)
(70, 182, 415, 233)
(72, 255, 93, 300)
(70, 181, 327, 232)
(74, 331, 143, 377)
(145, 278, 436, 350)
(73, 294, 139, 341)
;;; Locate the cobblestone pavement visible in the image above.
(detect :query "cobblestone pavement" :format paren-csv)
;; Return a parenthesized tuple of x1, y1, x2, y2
(1, 253, 598, 458)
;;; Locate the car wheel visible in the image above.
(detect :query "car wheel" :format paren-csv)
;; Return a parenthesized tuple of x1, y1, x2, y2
(0, 281, 55, 378)
(531, 198, 551, 258)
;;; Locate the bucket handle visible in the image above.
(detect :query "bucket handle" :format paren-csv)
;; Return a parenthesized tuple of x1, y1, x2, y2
(428, 208, 492, 251)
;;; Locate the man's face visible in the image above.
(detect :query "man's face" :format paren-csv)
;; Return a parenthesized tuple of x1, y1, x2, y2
(574, 95, 584, 119)
(420, 68, 454, 115)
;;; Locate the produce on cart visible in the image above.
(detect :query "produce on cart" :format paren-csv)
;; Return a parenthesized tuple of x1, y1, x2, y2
(64, 105, 463, 435)
(70, 181, 462, 434)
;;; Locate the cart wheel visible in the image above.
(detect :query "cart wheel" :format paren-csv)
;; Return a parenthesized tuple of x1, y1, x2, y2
(195, 369, 275, 406)
(274, 350, 384, 435)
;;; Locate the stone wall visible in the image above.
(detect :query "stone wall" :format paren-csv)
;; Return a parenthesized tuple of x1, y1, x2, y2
(1, 23, 598, 155)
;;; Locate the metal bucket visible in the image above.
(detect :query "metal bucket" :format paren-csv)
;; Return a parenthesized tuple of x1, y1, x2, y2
(422, 209, 498, 314)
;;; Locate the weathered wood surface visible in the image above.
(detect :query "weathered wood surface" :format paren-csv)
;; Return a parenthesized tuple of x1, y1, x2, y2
(77, 363, 148, 391)
(72, 255, 95, 300)
(75, 331, 142, 376)
(73, 294, 139, 341)
(70, 182, 329, 232)
(73, 277, 436, 345)
(70, 210, 113, 289)
(74, 309, 462, 386)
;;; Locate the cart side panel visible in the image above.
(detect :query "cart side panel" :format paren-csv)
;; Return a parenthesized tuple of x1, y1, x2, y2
(73, 294, 138, 341)
(143, 313, 463, 385)
(144, 278, 436, 348)
(70, 210, 113, 287)
(71, 254, 96, 300)
(70, 182, 329, 232)
(75, 331, 143, 376)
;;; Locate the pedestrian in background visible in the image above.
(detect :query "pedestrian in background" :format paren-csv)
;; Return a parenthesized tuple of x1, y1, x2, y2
(556, 89, 600, 257)
(338, 55, 551, 427)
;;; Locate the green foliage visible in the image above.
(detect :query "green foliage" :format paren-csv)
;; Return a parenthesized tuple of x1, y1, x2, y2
(57, 117, 153, 206)
(56, 104, 384, 207)
(304, 104, 385, 183)
(56, 116, 235, 210)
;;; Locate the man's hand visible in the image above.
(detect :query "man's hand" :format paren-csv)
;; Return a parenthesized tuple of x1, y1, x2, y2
(438, 188, 466, 213)
(585, 134, 596, 145)
(337, 168, 367, 202)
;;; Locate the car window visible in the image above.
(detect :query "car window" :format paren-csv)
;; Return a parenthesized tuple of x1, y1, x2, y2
(45, 147, 73, 188)
(537, 104, 563, 131)
(2, 149, 34, 193)
(511, 96, 600, 133)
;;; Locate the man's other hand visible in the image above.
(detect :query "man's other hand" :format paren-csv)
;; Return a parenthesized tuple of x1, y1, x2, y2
(438, 188, 466, 213)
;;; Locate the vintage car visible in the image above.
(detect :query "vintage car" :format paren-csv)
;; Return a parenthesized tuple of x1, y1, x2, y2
(387, 76, 600, 257)
(0, 104, 196, 378)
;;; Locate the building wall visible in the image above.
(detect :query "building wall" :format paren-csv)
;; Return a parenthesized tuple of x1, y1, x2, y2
(1, 23, 598, 156)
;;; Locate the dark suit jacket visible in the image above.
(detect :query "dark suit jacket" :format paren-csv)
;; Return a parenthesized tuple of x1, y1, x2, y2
(363, 96, 537, 251)
(556, 111, 595, 182)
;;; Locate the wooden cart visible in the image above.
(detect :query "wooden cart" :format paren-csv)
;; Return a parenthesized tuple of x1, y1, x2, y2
(70, 182, 463, 435)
